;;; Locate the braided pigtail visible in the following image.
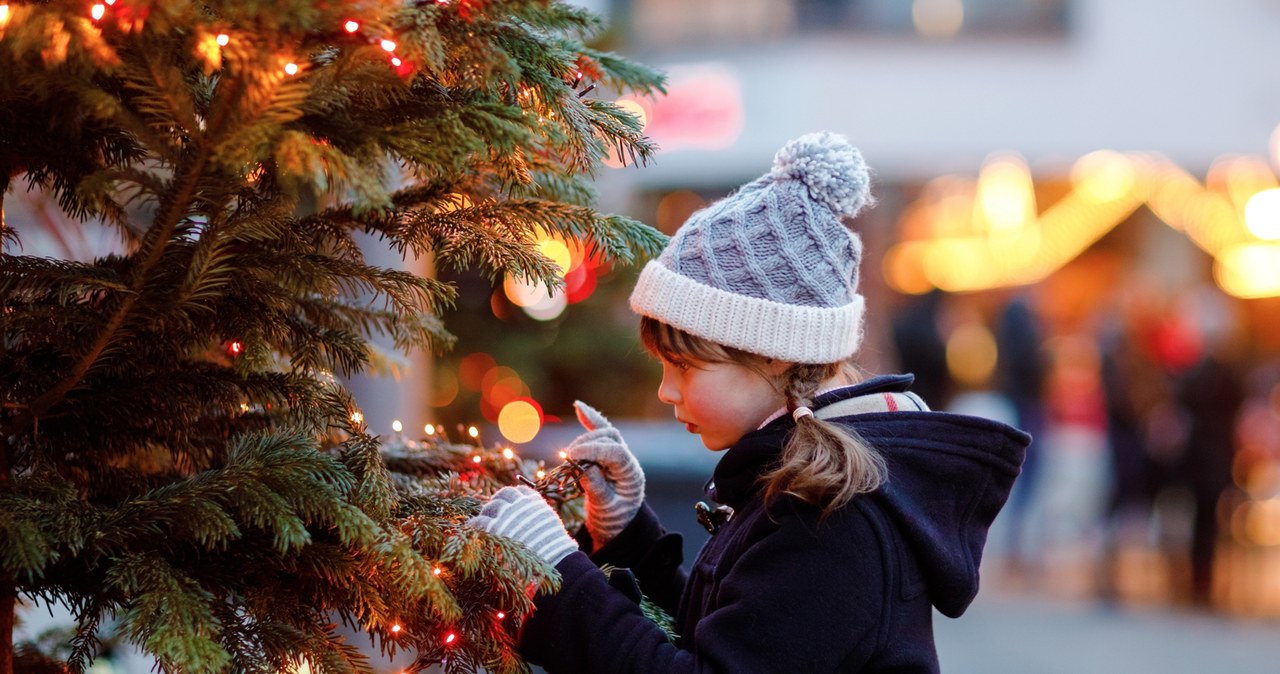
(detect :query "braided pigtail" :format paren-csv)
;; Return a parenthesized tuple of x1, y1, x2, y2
(760, 363, 886, 517)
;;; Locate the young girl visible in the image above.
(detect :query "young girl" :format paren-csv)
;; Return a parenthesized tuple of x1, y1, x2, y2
(470, 132, 1030, 673)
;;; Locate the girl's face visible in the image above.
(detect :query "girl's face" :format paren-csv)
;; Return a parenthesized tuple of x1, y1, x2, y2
(656, 355, 789, 451)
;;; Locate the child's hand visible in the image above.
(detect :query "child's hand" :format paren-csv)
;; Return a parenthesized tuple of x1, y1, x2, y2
(565, 401, 646, 550)
(467, 486, 578, 566)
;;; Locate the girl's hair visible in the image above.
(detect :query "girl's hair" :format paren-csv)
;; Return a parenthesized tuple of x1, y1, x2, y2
(639, 317, 886, 517)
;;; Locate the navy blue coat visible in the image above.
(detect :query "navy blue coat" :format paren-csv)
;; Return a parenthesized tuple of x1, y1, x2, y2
(520, 375, 1029, 673)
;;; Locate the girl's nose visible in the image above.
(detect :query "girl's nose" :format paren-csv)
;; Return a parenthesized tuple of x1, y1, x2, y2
(657, 366, 680, 405)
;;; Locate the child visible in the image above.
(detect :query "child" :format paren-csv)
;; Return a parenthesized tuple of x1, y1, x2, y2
(469, 132, 1029, 673)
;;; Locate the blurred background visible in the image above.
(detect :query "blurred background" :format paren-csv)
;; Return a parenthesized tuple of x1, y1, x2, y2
(10, 0, 1280, 671)
(419, 0, 1280, 670)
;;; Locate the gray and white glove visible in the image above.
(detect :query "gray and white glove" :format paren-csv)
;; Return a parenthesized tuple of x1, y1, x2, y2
(565, 401, 645, 550)
(468, 486, 578, 567)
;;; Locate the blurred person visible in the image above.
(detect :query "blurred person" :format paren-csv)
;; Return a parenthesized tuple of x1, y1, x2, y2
(1095, 301, 1177, 601)
(890, 288, 951, 409)
(468, 133, 1029, 672)
(992, 292, 1049, 573)
(1168, 288, 1246, 607)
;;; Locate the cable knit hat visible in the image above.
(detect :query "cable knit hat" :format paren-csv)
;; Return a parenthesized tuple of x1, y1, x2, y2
(629, 131, 873, 364)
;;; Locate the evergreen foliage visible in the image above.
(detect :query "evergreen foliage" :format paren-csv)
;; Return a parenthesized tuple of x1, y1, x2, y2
(0, 0, 665, 671)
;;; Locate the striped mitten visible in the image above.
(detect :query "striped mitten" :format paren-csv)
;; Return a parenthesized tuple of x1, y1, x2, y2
(565, 401, 646, 550)
(468, 486, 578, 566)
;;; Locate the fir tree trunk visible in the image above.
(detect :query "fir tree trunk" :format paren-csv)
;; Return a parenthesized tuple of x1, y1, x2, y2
(0, 578, 12, 674)
(0, 185, 11, 674)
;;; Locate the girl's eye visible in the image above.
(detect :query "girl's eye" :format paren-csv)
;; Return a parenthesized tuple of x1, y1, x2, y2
(668, 359, 690, 371)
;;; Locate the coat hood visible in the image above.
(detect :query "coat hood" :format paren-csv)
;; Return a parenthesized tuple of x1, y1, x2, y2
(710, 375, 1029, 618)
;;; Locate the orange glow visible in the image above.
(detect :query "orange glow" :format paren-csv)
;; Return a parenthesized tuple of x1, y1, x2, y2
(433, 566, 443, 576)
(458, 352, 496, 391)
(344, 20, 360, 33)
(558, 450, 568, 460)
(391, 624, 402, 634)
(91, 4, 105, 20)
(498, 400, 542, 444)
(0, 6, 9, 27)
(350, 411, 364, 424)
(535, 469, 546, 480)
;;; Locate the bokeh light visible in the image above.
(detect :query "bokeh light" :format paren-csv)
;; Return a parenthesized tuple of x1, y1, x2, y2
(945, 321, 998, 387)
(498, 399, 543, 444)
(1244, 188, 1280, 240)
(1072, 150, 1136, 202)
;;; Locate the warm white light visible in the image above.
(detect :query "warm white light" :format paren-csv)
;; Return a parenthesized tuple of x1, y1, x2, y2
(0, 6, 9, 27)
(433, 566, 443, 576)
(91, 4, 105, 20)
(216, 33, 230, 46)
(350, 411, 364, 424)
(391, 419, 403, 433)
(424, 424, 435, 435)
(1215, 243, 1280, 298)
(1244, 188, 1280, 240)
(467, 425, 479, 438)
(390, 56, 402, 67)
(496, 611, 506, 619)
(976, 155, 1035, 232)
(501, 447, 515, 460)
(380, 39, 397, 52)
(344, 20, 360, 33)
(1072, 150, 1136, 202)
(284, 63, 299, 76)
(558, 450, 568, 460)
(390, 624, 402, 634)
(471, 455, 482, 464)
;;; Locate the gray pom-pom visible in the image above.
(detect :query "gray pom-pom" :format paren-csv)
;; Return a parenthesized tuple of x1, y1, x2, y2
(770, 131, 873, 218)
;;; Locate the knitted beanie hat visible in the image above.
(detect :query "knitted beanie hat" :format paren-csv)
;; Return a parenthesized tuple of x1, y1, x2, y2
(629, 131, 873, 364)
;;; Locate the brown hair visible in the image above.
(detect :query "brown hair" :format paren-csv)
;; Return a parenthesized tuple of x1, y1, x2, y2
(639, 317, 886, 517)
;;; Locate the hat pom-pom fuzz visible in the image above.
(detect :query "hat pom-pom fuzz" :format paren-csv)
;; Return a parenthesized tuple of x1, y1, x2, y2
(771, 131, 873, 218)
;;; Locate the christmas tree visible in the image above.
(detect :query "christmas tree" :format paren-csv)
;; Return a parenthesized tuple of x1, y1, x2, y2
(0, 0, 664, 672)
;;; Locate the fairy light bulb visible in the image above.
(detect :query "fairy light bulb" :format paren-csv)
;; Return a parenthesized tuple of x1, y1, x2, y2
(535, 469, 546, 479)
(216, 34, 230, 46)
(390, 56, 402, 67)
(350, 411, 364, 424)
(284, 62, 299, 76)
(501, 448, 515, 460)
(343, 20, 360, 33)
(104, 0, 116, 5)
(0, 6, 9, 27)
(496, 611, 506, 620)
(558, 450, 568, 460)
(380, 39, 396, 52)
(433, 566, 443, 576)
(471, 455, 482, 464)
(390, 624, 402, 634)
(444, 632, 457, 645)
(91, 4, 105, 20)
(467, 426, 479, 439)
(424, 424, 435, 435)
(391, 419, 403, 433)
